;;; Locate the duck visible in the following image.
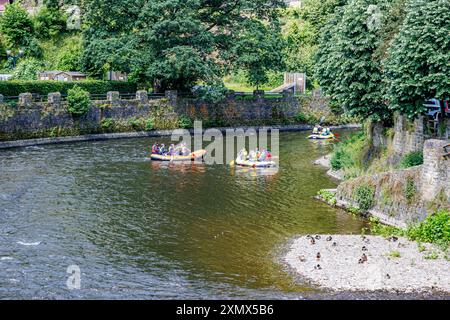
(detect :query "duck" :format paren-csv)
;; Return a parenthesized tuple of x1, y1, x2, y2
(315, 235, 321, 240)
(298, 255, 306, 262)
(362, 246, 368, 251)
(361, 253, 368, 263)
(314, 264, 322, 270)
(310, 238, 316, 245)
(316, 252, 321, 261)
(388, 236, 398, 242)
(326, 236, 332, 241)
(332, 242, 337, 247)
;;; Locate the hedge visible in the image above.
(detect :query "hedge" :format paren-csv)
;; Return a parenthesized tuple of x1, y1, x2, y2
(0, 80, 137, 96)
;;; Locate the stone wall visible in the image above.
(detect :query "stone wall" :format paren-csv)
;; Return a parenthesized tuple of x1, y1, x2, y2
(0, 90, 328, 141)
(336, 139, 450, 227)
(392, 113, 425, 156)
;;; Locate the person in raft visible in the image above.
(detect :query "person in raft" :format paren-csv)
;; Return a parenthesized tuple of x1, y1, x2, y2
(321, 127, 331, 136)
(159, 143, 167, 155)
(168, 144, 176, 156)
(152, 142, 160, 155)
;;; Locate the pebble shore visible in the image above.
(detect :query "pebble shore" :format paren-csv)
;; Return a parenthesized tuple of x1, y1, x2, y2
(285, 235, 450, 293)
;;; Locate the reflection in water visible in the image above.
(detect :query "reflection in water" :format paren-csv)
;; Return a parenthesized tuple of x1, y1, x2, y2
(0, 131, 369, 299)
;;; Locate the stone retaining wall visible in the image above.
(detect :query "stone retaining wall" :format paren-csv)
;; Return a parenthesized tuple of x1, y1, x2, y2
(336, 139, 450, 226)
(0, 90, 329, 141)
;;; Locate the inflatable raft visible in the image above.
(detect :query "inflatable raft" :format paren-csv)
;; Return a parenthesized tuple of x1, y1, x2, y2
(308, 133, 335, 140)
(235, 158, 276, 168)
(151, 149, 207, 161)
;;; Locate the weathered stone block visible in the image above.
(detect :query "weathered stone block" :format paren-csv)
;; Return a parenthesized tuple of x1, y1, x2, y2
(136, 90, 148, 104)
(165, 90, 178, 105)
(421, 139, 450, 202)
(48, 92, 61, 105)
(107, 91, 120, 102)
(18, 93, 33, 106)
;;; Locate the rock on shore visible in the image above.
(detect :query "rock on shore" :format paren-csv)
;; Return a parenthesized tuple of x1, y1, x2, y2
(313, 154, 344, 180)
(285, 235, 450, 293)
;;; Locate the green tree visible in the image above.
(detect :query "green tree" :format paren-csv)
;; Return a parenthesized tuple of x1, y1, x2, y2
(384, 0, 450, 118)
(0, 2, 34, 49)
(232, 20, 285, 89)
(11, 58, 45, 80)
(33, 6, 68, 39)
(55, 36, 82, 71)
(82, 0, 286, 91)
(315, 0, 390, 120)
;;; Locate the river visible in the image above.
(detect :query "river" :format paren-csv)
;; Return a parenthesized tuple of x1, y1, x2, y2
(0, 130, 373, 299)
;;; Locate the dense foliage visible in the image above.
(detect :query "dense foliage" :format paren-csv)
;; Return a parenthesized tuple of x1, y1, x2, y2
(399, 151, 424, 168)
(0, 3, 34, 49)
(0, 80, 136, 96)
(67, 85, 90, 116)
(82, 0, 286, 91)
(384, 0, 450, 118)
(11, 58, 45, 80)
(315, 0, 390, 120)
(33, 6, 68, 39)
(407, 210, 450, 247)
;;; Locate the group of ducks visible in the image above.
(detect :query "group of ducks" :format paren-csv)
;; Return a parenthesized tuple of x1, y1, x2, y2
(301, 235, 371, 271)
(151, 142, 191, 156)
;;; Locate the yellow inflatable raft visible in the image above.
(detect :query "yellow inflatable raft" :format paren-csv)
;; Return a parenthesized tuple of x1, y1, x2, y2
(151, 149, 207, 161)
(308, 133, 335, 140)
(235, 158, 276, 168)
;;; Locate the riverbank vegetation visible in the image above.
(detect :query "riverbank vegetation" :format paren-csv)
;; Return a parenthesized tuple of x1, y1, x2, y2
(368, 210, 450, 251)
(318, 188, 450, 250)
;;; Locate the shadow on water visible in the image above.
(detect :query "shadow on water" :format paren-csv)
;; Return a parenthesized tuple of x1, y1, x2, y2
(0, 130, 381, 299)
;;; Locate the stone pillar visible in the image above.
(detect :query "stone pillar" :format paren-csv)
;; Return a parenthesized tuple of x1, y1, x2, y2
(367, 121, 386, 148)
(107, 91, 120, 103)
(421, 139, 450, 202)
(18, 93, 33, 107)
(136, 90, 148, 104)
(253, 90, 265, 102)
(47, 92, 61, 106)
(411, 115, 424, 152)
(393, 113, 424, 156)
(0, 94, 3, 104)
(165, 90, 178, 105)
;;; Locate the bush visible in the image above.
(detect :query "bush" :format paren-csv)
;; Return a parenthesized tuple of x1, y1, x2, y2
(145, 118, 154, 131)
(318, 189, 337, 206)
(404, 178, 416, 202)
(11, 58, 44, 80)
(67, 85, 90, 116)
(0, 80, 137, 96)
(354, 184, 375, 211)
(399, 151, 424, 168)
(406, 210, 450, 247)
(330, 131, 366, 171)
(178, 115, 193, 129)
(101, 118, 115, 131)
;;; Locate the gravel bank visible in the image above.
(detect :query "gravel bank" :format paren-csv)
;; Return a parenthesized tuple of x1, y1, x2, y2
(313, 154, 344, 180)
(285, 235, 450, 293)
